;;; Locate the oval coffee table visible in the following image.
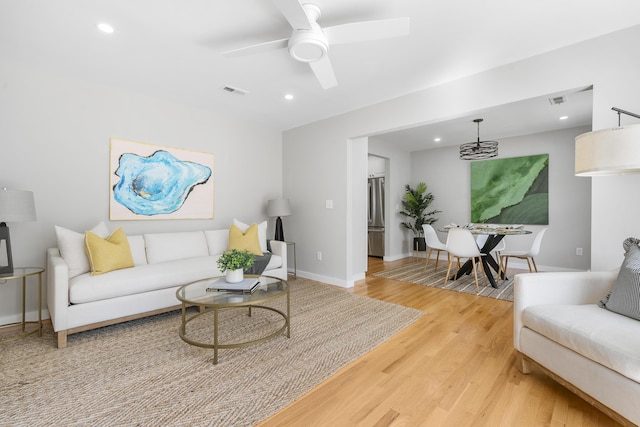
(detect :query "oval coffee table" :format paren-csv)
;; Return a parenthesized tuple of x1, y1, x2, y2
(176, 274, 290, 364)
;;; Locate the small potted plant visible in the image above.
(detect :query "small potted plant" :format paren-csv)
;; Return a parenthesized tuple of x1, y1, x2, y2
(399, 182, 441, 251)
(216, 249, 255, 283)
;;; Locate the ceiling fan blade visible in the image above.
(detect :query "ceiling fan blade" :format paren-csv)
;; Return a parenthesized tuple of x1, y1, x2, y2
(324, 17, 410, 45)
(221, 38, 289, 58)
(273, 0, 313, 30)
(309, 56, 337, 89)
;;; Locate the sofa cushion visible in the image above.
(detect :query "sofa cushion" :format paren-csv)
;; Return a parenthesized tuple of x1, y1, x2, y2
(144, 231, 209, 264)
(228, 223, 262, 256)
(600, 244, 640, 320)
(55, 221, 110, 278)
(69, 256, 221, 304)
(265, 253, 282, 271)
(127, 235, 148, 266)
(234, 219, 268, 253)
(204, 229, 229, 256)
(523, 304, 640, 382)
(85, 227, 134, 275)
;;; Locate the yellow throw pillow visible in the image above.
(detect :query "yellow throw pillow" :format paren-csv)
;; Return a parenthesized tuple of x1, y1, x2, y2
(228, 223, 263, 256)
(84, 227, 134, 276)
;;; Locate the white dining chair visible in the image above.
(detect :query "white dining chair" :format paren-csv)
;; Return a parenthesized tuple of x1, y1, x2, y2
(422, 224, 448, 271)
(444, 228, 486, 289)
(500, 228, 547, 273)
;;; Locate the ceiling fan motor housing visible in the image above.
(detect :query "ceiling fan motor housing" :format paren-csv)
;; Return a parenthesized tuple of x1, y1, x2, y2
(288, 4, 327, 63)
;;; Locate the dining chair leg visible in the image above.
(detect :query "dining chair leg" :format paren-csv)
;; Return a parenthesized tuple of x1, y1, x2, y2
(503, 256, 510, 277)
(444, 260, 453, 286)
(531, 257, 538, 272)
(424, 248, 433, 271)
(434, 249, 440, 270)
(525, 258, 533, 272)
(470, 257, 480, 290)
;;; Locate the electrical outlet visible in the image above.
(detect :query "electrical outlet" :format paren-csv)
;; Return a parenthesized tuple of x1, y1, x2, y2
(576, 247, 583, 256)
(316, 251, 322, 261)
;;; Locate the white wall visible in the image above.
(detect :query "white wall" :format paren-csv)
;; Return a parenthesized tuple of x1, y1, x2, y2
(0, 58, 283, 324)
(409, 127, 591, 271)
(283, 25, 640, 285)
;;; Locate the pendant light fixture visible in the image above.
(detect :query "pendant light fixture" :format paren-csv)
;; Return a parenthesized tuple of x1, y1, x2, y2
(575, 107, 640, 176)
(459, 118, 499, 160)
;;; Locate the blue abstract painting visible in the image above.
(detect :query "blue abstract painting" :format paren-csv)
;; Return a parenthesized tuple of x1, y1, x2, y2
(110, 139, 214, 220)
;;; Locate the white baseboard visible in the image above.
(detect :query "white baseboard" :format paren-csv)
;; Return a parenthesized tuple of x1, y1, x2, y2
(0, 308, 50, 326)
(295, 270, 354, 288)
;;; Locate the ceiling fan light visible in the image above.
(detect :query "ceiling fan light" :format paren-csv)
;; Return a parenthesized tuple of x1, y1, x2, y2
(288, 30, 328, 62)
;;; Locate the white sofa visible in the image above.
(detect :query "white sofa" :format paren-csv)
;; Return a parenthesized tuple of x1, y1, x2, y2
(47, 227, 287, 349)
(514, 271, 640, 426)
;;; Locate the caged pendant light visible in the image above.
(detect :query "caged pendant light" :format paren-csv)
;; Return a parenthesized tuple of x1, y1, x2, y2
(459, 118, 499, 160)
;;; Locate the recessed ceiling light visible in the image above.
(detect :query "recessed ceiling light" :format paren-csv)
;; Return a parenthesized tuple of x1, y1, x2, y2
(284, 94, 294, 100)
(434, 137, 441, 142)
(559, 116, 569, 120)
(98, 23, 114, 34)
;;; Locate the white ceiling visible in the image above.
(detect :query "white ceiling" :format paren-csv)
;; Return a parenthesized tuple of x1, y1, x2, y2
(375, 87, 594, 152)
(1, 0, 639, 136)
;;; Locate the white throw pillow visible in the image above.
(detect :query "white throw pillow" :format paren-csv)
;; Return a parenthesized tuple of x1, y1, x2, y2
(54, 221, 110, 278)
(233, 219, 267, 253)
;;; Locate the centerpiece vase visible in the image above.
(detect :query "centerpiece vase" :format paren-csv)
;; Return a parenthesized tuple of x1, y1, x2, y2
(225, 268, 244, 283)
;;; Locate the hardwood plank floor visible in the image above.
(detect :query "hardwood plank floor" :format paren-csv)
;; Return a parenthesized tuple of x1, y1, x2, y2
(259, 257, 622, 427)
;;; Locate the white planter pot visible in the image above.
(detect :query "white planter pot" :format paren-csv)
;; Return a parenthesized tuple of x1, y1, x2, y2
(225, 269, 244, 283)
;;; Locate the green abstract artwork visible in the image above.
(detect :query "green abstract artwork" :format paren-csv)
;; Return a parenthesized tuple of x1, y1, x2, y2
(470, 154, 549, 225)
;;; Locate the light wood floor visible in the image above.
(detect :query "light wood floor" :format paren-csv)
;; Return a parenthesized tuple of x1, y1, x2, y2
(259, 257, 622, 427)
(0, 259, 622, 426)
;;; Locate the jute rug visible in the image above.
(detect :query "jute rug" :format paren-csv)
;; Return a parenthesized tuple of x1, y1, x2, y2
(0, 278, 422, 427)
(372, 260, 516, 301)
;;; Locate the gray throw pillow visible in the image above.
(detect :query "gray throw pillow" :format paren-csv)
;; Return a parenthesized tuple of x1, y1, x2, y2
(599, 242, 640, 320)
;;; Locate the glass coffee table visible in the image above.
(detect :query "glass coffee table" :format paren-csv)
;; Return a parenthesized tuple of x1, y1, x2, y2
(176, 274, 290, 364)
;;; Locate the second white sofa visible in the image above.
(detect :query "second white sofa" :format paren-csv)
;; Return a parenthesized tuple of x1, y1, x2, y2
(47, 224, 287, 349)
(514, 271, 640, 426)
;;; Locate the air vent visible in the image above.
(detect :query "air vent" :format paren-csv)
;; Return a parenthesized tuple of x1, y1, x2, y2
(222, 85, 249, 95)
(548, 95, 566, 105)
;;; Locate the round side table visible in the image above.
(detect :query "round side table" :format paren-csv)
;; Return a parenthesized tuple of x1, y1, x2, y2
(0, 267, 45, 337)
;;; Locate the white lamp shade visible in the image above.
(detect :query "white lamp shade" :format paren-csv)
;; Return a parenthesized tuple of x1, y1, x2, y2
(0, 189, 37, 222)
(575, 124, 640, 176)
(267, 198, 291, 217)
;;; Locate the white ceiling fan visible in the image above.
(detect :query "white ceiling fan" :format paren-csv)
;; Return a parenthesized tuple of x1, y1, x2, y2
(221, 0, 410, 90)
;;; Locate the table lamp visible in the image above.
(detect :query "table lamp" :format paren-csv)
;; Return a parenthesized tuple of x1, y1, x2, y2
(266, 198, 291, 241)
(0, 188, 37, 276)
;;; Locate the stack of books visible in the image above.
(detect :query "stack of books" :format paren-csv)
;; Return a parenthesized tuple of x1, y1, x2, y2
(206, 277, 261, 294)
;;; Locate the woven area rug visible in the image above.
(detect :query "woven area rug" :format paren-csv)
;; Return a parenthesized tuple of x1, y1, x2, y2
(1, 278, 422, 427)
(372, 260, 515, 301)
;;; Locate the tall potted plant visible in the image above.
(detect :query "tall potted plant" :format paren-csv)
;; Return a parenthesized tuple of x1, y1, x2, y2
(399, 182, 441, 251)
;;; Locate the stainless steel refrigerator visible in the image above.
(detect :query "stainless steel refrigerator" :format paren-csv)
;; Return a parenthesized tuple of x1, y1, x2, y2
(368, 177, 385, 257)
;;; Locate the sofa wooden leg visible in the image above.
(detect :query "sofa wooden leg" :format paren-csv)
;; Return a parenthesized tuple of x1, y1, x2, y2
(516, 352, 531, 374)
(57, 330, 68, 349)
